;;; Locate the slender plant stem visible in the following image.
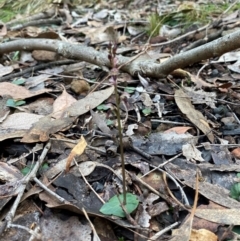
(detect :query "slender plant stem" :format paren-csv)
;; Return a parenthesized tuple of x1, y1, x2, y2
(114, 86, 127, 205)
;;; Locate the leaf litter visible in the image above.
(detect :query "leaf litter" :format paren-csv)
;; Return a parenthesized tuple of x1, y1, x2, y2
(1, 0, 240, 240)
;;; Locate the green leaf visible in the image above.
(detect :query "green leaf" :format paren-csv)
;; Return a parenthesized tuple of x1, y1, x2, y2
(233, 226, 240, 235)
(237, 173, 240, 178)
(12, 78, 26, 85)
(124, 87, 135, 94)
(97, 104, 110, 111)
(21, 166, 32, 176)
(100, 193, 139, 217)
(230, 183, 240, 200)
(142, 108, 151, 116)
(21, 163, 48, 176)
(6, 99, 16, 107)
(12, 51, 20, 61)
(6, 99, 25, 107)
(15, 100, 26, 106)
(106, 119, 114, 126)
(39, 163, 49, 173)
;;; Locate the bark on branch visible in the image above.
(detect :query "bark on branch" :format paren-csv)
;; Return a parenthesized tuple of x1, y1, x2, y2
(1, 29, 240, 78)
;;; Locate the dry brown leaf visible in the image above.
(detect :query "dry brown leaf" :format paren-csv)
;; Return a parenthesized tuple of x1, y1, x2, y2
(0, 82, 52, 99)
(174, 89, 214, 143)
(231, 148, 240, 158)
(190, 229, 217, 241)
(52, 87, 77, 119)
(22, 26, 42, 37)
(77, 161, 96, 176)
(189, 73, 215, 88)
(164, 126, 192, 134)
(182, 143, 205, 162)
(1, 113, 44, 130)
(66, 136, 87, 172)
(21, 116, 74, 143)
(66, 86, 114, 117)
(195, 209, 240, 225)
(0, 65, 13, 77)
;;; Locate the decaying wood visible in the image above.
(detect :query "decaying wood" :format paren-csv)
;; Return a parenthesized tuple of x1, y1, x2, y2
(0, 29, 240, 78)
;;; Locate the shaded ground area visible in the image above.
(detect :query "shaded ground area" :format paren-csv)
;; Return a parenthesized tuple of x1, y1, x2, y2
(1, 0, 240, 240)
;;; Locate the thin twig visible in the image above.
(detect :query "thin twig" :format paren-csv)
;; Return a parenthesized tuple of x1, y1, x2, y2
(148, 221, 179, 241)
(150, 23, 210, 47)
(151, 119, 191, 126)
(33, 177, 67, 204)
(8, 223, 42, 239)
(81, 208, 101, 241)
(163, 172, 190, 210)
(75, 159, 105, 204)
(4, 142, 51, 230)
(0, 60, 76, 82)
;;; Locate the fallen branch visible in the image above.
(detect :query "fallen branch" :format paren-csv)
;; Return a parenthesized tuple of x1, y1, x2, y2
(0, 142, 51, 235)
(1, 29, 240, 78)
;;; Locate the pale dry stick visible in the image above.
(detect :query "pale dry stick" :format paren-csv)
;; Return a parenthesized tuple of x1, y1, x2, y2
(141, 153, 190, 206)
(81, 208, 101, 241)
(134, 104, 141, 122)
(161, 168, 189, 206)
(8, 223, 41, 240)
(10, 18, 62, 31)
(130, 31, 146, 44)
(96, 163, 125, 183)
(3, 142, 51, 232)
(0, 60, 76, 82)
(151, 119, 191, 126)
(223, 0, 239, 15)
(150, 23, 210, 47)
(186, 171, 199, 232)
(163, 172, 190, 210)
(227, 105, 240, 125)
(7, 144, 43, 164)
(148, 221, 179, 241)
(141, 153, 182, 178)
(33, 177, 67, 204)
(88, 73, 113, 94)
(196, 63, 209, 79)
(50, 137, 107, 155)
(127, 171, 168, 199)
(217, 98, 240, 106)
(74, 159, 105, 204)
(117, 44, 151, 71)
(6, 8, 56, 28)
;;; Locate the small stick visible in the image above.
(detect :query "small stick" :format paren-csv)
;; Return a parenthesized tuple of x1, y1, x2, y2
(2, 142, 51, 232)
(33, 177, 67, 204)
